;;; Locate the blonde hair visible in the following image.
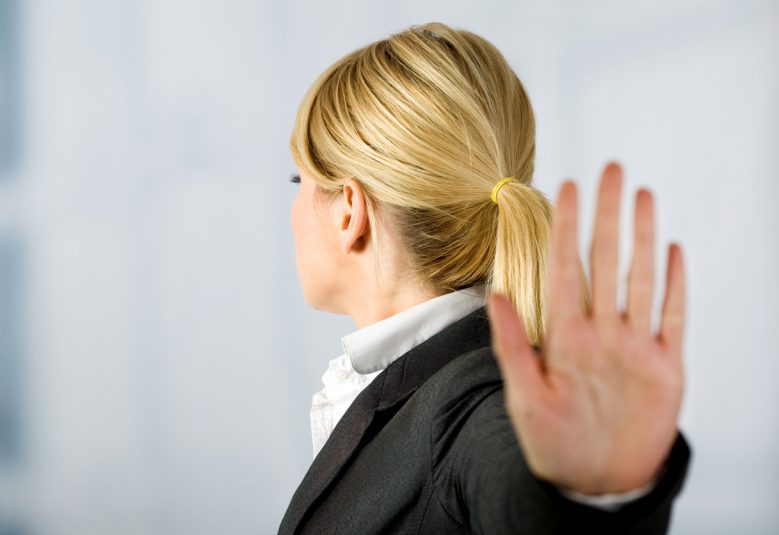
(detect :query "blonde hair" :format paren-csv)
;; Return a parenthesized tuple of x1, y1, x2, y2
(290, 22, 559, 346)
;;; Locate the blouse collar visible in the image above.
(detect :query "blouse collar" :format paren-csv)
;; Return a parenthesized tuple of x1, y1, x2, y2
(341, 284, 487, 374)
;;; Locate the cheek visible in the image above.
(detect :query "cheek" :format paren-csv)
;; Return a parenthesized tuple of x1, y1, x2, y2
(290, 196, 307, 262)
(290, 190, 311, 249)
(290, 194, 341, 309)
(290, 188, 302, 231)
(290, 192, 320, 268)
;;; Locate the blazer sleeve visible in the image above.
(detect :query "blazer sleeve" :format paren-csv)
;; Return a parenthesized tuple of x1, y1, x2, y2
(431, 382, 692, 535)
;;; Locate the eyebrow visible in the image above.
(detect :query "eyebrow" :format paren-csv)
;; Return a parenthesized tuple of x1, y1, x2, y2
(289, 173, 301, 183)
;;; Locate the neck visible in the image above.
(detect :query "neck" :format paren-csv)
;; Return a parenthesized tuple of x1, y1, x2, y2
(346, 281, 440, 329)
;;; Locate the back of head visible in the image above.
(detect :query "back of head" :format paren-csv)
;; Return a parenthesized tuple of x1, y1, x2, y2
(290, 22, 554, 346)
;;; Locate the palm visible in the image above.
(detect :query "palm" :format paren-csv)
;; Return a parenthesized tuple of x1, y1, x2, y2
(487, 162, 686, 495)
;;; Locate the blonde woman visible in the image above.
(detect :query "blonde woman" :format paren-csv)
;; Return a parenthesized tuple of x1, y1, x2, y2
(279, 22, 690, 534)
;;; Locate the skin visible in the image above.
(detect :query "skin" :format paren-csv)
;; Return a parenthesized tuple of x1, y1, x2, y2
(290, 167, 438, 329)
(291, 161, 686, 495)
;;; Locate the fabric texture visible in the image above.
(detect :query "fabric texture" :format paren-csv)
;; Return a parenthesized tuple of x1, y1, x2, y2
(280, 305, 691, 534)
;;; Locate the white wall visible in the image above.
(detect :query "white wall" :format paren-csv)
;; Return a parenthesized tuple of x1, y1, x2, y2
(0, 0, 776, 533)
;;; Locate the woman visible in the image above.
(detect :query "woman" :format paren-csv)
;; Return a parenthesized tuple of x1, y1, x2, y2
(279, 22, 690, 534)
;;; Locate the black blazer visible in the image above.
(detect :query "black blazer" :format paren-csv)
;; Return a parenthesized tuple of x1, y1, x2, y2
(278, 306, 691, 534)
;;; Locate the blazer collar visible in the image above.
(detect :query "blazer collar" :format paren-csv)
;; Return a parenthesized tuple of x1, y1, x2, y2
(278, 305, 492, 534)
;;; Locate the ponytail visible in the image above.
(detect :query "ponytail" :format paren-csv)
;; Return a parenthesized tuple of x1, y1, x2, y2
(489, 181, 552, 347)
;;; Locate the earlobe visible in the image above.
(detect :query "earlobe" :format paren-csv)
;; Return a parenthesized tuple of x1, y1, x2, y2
(340, 178, 370, 255)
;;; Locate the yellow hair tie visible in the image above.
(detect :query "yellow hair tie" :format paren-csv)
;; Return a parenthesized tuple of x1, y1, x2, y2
(491, 177, 515, 204)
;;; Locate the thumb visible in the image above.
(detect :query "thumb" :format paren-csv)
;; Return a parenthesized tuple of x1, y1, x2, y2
(487, 292, 544, 406)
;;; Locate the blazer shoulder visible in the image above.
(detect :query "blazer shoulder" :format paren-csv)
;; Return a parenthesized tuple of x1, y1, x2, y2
(413, 346, 504, 417)
(413, 346, 507, 463)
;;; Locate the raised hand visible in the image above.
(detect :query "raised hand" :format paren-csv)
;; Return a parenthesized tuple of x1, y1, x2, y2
(487, 161, 686, 495)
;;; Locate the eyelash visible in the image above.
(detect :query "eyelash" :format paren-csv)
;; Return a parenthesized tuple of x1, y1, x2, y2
(289, 174, 301, 184)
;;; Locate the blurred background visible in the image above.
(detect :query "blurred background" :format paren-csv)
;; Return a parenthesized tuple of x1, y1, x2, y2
(0, 0, 777, 533)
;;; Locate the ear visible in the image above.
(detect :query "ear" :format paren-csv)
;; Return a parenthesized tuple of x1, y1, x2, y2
(338, 177, 370, 255)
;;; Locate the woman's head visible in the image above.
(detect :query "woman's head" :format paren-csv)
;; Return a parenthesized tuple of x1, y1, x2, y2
(290, 22, 554, 345)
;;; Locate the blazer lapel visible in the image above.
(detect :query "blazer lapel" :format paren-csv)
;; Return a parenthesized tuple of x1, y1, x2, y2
(278, 368, 387, 535)
(278, 305, 492, 534)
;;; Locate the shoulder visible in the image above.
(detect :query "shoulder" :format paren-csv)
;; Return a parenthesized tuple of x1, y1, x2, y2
(412, 346, 512, 463)
(409, 346, 525, 527)
(413, 346, 505, 423)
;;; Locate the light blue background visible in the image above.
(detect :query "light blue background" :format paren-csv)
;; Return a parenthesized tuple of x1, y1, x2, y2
(0, 0, 777, 533)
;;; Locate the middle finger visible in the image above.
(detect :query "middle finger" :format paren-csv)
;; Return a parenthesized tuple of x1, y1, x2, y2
(589, 162, 623, 319)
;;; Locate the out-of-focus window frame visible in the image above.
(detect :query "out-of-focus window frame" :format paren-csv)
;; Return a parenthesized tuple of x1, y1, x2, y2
(0, 0, 19, 180)
(0, 0, 23, 474)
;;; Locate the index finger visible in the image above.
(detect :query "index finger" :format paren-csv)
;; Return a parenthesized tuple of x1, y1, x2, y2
(548, 181, 583, 322)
